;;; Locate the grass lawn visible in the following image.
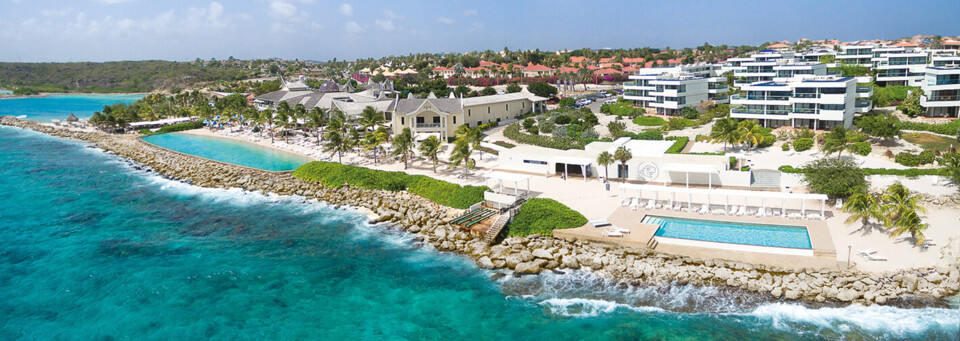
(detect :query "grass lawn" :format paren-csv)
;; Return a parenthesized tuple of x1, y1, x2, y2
(604, 101, 642, 116)
(902, 132, 958, 152)
(633, 116, 666, 126)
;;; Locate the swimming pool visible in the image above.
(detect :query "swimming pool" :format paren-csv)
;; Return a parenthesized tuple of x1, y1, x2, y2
(644, 215, 812, 249)
(141, 132, 311, 171)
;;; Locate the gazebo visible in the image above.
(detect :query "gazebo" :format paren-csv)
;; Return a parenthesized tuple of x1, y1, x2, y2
(482, 171, 532, 195)
(66, 113, 79, 123)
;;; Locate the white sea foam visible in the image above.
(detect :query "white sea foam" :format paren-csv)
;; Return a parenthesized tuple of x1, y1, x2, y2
(539, 297, 664, 317)
(748, 303, 960, 337)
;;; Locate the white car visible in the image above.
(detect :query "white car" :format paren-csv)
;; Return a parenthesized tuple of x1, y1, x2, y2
(604, 99, 618, 104)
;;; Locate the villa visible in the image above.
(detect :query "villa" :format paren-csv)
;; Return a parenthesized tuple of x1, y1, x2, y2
(623, 65, 729, 114)
(921, 64, 960, 117)
(387, 91, 547, 140)
(253, 77, 393, 118)
(730, 75, 872, 129)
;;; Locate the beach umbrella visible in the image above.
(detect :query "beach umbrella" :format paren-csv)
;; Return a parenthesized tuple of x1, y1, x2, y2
(66, 113, 79, 122)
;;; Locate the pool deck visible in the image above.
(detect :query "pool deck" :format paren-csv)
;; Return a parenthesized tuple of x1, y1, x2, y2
(553, 206, 840, 270)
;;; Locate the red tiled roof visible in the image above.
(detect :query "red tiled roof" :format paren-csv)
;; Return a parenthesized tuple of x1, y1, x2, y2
(523, 64, 553, 71)
(465, 67, 489, 72)
(593, 68, 621, 75)
(585, 65, 600, 70)
(599, 57, 613, 63)
(556, 66, 580, 74)
(622, 66, 639, 72)
(432, 66, 452, 71)
(599, 62, 622, 68)
(767, 43, 790, 48)
(570, 56, 590, 63)
(943, 40, 960, 46)
(479, 61, 498, 66)
(890, 41, 919, 47)
(622, 57, 645, 64)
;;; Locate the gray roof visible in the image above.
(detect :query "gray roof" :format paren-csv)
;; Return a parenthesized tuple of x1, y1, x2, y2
(460, 91, 547, 107)
(391, 98, 463, 115)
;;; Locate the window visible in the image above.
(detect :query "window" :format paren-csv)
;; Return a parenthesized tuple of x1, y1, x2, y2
(617, 164, 629, 179)
(477, 121, 482, 126)
(496, 118, 501, 123)
(453, 116, 457, 124)
(522, 102, 525, 109)
(506, 104, 509, 111)
(416, 117, 425, 123)
(678, 97, 686, 105)
(401, 117, 405, 125)
(523, 160, 547, 165)
(678, 85, 686, 93)
(487, 107, 491, 114)
(468, 109, 471, 117)
(432, 116, 440, 123)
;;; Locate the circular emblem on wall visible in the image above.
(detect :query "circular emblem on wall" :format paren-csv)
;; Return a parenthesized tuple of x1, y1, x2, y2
(637, 162, 659, 181)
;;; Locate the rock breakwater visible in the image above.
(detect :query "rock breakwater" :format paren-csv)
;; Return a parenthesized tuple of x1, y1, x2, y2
(3, 116, 959, 306)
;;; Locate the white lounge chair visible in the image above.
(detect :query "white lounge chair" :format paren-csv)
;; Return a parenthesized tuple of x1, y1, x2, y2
(857, 249, 877, 256)
(729, 206, 739, 215)
(863, 254, 888, 261)
(712, 208, 726, 215)
(602, 227, 623, 238)
(621, 198, 631, 207)
(616, 226, 631, 234)
(672, 204, 682, 211)
(754, 208, 765, 217)
(630, 198, 640, 211)
(591, 219, 611, 228)
(807, 213, 824, 220)
(698, 204, 708, 215)
(645, 200, 656, 210)
(738, 206, 747, 216)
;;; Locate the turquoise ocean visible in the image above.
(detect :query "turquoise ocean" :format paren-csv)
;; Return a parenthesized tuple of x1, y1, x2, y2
(1, 96, 959, 340)
(0, 94, 144, 123)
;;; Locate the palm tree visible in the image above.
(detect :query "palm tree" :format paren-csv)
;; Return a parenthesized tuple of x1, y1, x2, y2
(596, 151, 614, 182)
(456, 125, 483, 159)
(938, 152, 960, 188)
(305, 109, 326, 145)
(888, 210, 929, 246)
(822, 127, 849, 158)
(841, 192, 885, 230)
(358, 106, 385, 131)
(710, 118, 740, 151)
(449, 137, 475, 177)
(323, 130, 350, 163)
(262, 109, 276, 143)
(275, 110, 291, 143)
(418, 135, 442, 173)
(363, 129, 388, 163)
(613, 146, 633, 182)
(737, 119, 763, 149)
(880, 182, 929, 245)
(392, 128, 415, 169)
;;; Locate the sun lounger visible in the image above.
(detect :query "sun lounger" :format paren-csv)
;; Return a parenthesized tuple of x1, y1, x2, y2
(602, 227, 623, 238)
(863, 254, 887, 261)
(738, 206, 747, 216)
(698, 204, 708, 215)
(645, 200, 656, 210)
(616, 227, 631, 234)
(591, 219, 611, 228)
(621, 198, 631, 207)
(630, 198, 639, 211)
(807, 213, 824, 220)
(755, 209, 765, 217)
(729, 206, 739, 215)
(673, 204, 682, 211)
(857, 249, 877, 256)
(711, 209, 726, 215)
(788, 213, 802, 219)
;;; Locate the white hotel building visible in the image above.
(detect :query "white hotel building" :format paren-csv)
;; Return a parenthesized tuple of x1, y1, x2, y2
(730, 75, 872, 130)
(623, 65, 729, 115)
(920, 65, 960, 118)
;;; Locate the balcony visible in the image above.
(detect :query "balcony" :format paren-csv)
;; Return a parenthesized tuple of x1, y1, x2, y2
(731, 107, 789, 115)
(857, 86, 873, 93)
(927, 95, 960, 102)
(415, 123, 443, 128)
(856, 99, 873, 108)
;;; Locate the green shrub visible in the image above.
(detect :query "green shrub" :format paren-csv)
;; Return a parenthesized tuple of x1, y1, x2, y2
(779, 164, 943, 177)
(478, 121, 498, 131)
(793, 138, 814, 151)
(758, 135, 776, 148)
(800, 158, 869, 199)
(151, 120, 202, 134)
(504, 123, 584, 150)
(558, 97, 576, 108)
(625, 130, 664, 140)
(665, 136, 689, 154)
(633, 116, 666, 126)
(781, 143, 791, 151)
(850, 141, 872, 156)
(292, 161, 488, 209)
(894, 150, 935, 167)
(138, 129, 153, 135)
(493, 141, 515, 148)
(507, 198, 587, 237)
(897, 119, 960, 136)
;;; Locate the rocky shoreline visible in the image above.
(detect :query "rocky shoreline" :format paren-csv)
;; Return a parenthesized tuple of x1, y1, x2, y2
(3, 115, 959, 306)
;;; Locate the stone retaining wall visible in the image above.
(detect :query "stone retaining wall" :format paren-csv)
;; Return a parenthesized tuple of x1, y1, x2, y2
(3, 116, 959, 306)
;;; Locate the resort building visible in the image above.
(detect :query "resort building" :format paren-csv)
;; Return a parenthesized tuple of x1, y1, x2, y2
(772, 62, 829, 82)
(920, 65, 960, 117)
(730, 75, 872, 129)
(873, 49, 928, 86)
(431, 66, 456, 78)
(387, 91, 547, 140)
(497, 138, 752, 188)
(253, 77, 393, 118)
(521, 64, 555, 77)
(835, 44, 875, 66)
(623, 65, 729, 114)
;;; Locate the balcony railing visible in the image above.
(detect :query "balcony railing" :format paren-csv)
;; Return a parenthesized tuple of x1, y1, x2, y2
(730, 94, 790, 101)
(731, 108, 789, 115)
(794, 93, 819, 98)
(791, 108, 817, 114)
(856, 86, 873, 93)
(415, 123, 443, 128)
(927, 95, 960, 102)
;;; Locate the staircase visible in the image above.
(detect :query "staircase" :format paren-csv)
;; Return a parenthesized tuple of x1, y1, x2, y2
(750, 170, 782, 189)
(481, 211, 511, 244)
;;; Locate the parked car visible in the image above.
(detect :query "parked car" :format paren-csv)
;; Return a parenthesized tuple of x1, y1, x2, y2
(604, 98, 618, 104)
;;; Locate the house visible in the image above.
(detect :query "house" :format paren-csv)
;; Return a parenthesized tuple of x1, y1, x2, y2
(387, 91, 547, 141)
(767, 42, 792, 52)
(622, 57, 646, 66)
(432, 66, 455, 78)
(920, 64, 960, 118)
(521, 64, 555, 77)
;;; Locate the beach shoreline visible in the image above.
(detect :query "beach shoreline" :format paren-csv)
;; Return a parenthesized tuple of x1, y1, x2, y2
(4, 116, 960, 307)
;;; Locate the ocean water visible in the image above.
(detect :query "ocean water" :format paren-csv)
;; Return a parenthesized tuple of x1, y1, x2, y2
(0, 94, 144, 122)
(142, 132, 311, 171)
(1, 125, 959, 340)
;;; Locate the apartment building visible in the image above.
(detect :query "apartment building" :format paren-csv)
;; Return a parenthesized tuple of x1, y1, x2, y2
(730, 75, 872, 129)
(835, 45, 874, 66)
(387, 91, 547, 140)
(920, 65, 960, 118)
(873, 49, 928, 86)
(623, 65, 729, 115)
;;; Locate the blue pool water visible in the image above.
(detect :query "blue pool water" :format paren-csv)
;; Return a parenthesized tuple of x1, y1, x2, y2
(647, 216, 812, 249)
(142, 132, 311, 171)
(0, 90, 11, 95)
(1, 124, 959, 339)
(0, 93, 143, 122)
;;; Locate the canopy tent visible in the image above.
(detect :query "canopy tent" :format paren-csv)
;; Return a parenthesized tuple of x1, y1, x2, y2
(482, 171, 532, 195)
(552, 156, 593, 180)
(619, 183, 830, 217)
(660, 164, 721, 188)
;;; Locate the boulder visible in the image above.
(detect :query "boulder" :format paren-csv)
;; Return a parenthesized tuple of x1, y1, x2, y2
(561, 255, 580, 269)
(514, 260, 544, 275)
(531, 248, 553, 260)
(836, 289, 860, 302)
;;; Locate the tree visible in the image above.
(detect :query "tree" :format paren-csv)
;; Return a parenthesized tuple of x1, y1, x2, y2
(613, 146, 633, 182)
(481, 87, 497, 96)
(607, 121, 627, 138)
(596, 151, 614, 182)
(856, 114, 900, 142)
(418, 135, 442, 173)
(454, 85, 471, 97)
(358, 106, 385, 130)
(391, 128, 415, 169)
(800, 158, 868, 199)
(897, 90, 923, 118)
(822, 127, 850, 158)
(448, 137, 475, 177)
(262, 109, 276, 143)
(841, 192, 885, 230)
(275, 109, 291, 143)
(527, 81, 558, 98)
(710, 118, 740, 151)
(506, 83, 522, 93)
(456, 125, 483, 159)
(880, 182, 929, 245)
(306, 107, 327, 144)
(939, 153, 960, 189)
(737, 119, 763, 149)
(558, 97, 576, 108)
(323, 130, 350, 163)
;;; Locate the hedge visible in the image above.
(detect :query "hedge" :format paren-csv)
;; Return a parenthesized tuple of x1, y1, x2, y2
(898, 119, 960, 136)
(778, 164, 943, 177)
(793, 138, 814, 152)
(894, 150, 935, 167)
(140, 120, 203, 135)
(625, 130, 664, 140)
(665, 136, 689, 154)
(504, 123, 585, 150)
(292, 161, 488, 209)
(633, 116, 666, 126)
(507, 198, 587, 237)
(493, 141, 516, 148)
(781, 143, 791, 151)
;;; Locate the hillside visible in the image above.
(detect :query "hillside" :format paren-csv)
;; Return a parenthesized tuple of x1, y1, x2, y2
(0, 61, 251, 94)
